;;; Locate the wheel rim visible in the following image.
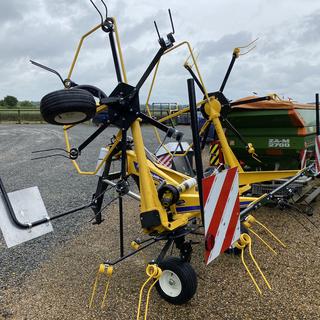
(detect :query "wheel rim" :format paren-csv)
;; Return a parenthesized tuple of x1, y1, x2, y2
(159, 270, 182, 297)
(54, 111, 87, 124)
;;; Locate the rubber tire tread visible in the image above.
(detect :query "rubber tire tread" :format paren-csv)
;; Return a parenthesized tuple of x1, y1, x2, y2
(156, 257, 197, 305)
(40, 88, 96, 125)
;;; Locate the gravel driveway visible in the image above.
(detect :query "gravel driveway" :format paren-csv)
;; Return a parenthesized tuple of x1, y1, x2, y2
(0, 124, 319, 320)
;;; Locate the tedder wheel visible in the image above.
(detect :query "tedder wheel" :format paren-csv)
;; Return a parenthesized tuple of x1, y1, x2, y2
(40, 88, 96, 125)
(156, 257, 197, 304)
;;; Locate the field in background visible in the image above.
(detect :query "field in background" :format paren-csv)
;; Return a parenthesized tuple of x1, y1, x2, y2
(0, 108, 43, 123)
(0, 104, 193, 125)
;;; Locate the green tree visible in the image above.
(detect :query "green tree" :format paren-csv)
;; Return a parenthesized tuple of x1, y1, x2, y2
(4, 95, 18, 108)
(19, 100, 34, 108)
(0, 100, 4, 106)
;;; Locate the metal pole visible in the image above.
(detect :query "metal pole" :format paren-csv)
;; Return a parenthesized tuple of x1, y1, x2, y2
(109, 29, 122, 83)
(118, 196, 124, 257)
(18, 109, 21, 124)
(118, 126, 127, 258)
(316, 93, 319, 136)
(188, 78, 205, 223)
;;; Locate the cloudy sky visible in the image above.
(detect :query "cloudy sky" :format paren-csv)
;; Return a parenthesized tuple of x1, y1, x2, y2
(0, 0, 320, 104)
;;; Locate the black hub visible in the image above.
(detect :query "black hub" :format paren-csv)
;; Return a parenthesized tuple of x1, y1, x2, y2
(200, 91, 231, 120)
(101, 82, 140, 130)
(157, 184, 180, 207)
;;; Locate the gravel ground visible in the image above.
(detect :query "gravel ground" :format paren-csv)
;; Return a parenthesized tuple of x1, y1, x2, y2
(0, 124, 319, 320)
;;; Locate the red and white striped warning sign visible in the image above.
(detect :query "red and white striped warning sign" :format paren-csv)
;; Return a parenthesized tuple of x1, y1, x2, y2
(202, 167, 240, 265)
(315, 136, 320, 174)
(157, 154, 173, 168)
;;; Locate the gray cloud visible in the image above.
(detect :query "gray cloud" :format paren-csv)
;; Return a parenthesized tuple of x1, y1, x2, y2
(1, 0, 320, 104)
(0, 0, 34, 23)
(198, 31, 253, 60)
(297, 10, 320, 45)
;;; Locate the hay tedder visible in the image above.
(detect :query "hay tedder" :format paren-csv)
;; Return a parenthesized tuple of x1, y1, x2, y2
(0, 1, 319, 318)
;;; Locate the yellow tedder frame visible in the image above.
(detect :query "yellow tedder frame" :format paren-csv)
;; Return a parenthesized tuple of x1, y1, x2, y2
(61, 19, 271, 234)
(8, 10, 310, 309)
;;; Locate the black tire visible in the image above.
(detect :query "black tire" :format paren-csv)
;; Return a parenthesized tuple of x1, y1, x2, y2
(156, 257, 197, 304)
(40, 88, 96, 125)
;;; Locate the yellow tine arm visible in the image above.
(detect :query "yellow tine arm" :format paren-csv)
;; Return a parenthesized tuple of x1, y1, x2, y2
(254, 218, 287, 248)
(247, 237, 272, 290)
(89, 264, 105, 308)
(249, 228, 277, 255)
(89, 271, 100, 308)
(235, 239, 262, 295)
(137, 264, 162, 320)
(246, 215, 287, 248)
(143, 265, 162, 320)
(101, 266, 114, 309)
(137, 275, 153, 320)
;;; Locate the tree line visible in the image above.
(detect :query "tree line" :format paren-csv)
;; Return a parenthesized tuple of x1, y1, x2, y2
(0, 95, 38, 108)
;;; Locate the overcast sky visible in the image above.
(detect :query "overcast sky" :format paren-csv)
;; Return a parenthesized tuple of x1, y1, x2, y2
(0, 0, 320, 104)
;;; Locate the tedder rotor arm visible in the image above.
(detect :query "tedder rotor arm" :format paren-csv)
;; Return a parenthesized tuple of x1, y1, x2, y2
(135, 47, 166, 92)
(135, 8, 176, 92)
(72, 122, 110, 158)
(138, 113, 183, 141)
(183, 59, 258, 155)
(230, 95, 271, 107)
(183, 50, 274, 164)
(184, 64, 205, 95)
(219, 48, 239, 93)
(219, 38, 259, 94)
